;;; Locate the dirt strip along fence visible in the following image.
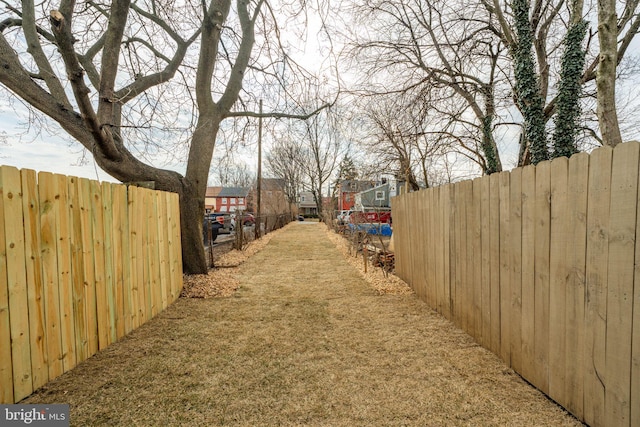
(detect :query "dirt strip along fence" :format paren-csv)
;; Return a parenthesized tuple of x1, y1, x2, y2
(392, 142, 640, 427)
(0, 166, 184, 404)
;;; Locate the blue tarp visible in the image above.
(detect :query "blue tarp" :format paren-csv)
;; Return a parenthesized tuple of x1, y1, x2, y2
(348, 223, 392, 236)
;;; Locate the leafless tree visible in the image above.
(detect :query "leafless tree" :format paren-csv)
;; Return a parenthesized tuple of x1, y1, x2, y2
(357, 94, 453, 190)
(343, 0, 640, 174)
(0, 0, 334, 273)
(345, 0, 508, 174)
(210, 154, 255, 188)
(298, 107, 342, 218)
(265, 134, 306, 215)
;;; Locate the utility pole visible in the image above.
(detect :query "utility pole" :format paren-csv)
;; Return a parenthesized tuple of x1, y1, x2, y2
(256, 99, 263, 238)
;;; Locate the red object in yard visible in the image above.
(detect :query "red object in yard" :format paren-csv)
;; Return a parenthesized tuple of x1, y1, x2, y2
(351, 210, 392, 224)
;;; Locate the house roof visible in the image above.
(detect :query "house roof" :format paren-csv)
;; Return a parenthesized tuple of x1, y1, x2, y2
(262, 178, 286, 191)
(218, 187, 250, 197)
(205, 186, 222, 197)
(340, 180, 376, 193)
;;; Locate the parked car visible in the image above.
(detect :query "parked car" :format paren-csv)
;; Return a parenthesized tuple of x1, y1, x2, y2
(337, 210, 352, 224)
(203, 212, 232, 243)
(230, 212, 255, 230)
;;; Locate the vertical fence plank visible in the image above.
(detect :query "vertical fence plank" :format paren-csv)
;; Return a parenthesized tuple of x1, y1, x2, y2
(471, 179, 482, 344)
(131, 186, 145, 328)
(0, 167, 14, 403)
(441, 185, 451, 319)
(90, 180, 108, 351)
(150, 190, 162, 315)
(534, 161, 551, 394)
(480, 176, 491, 348)
(509, 167, 523, 373)
(432, 188, 442, 314)
(1, 167, 32, 402)
(21, 169, 47, 391)
(520, 165, 536, 385)
(112, 184, 127, 338)
(548, 157, 569, 406)
(464, 180, 476, 339)
(168, 192, 183, 299)
(102, 183, 117, 345)
(127, 186, 139, 329)
(38, 172, 64, 380)
(402, 193, 412, 286)
(429, 189, 438, 309)
(447, 185, 456, 320)
(564, 152, 588, 419)
(68, 177, 87, 364)
(452, 183, 463, 327)
(456, 182, 468, 330)
(417, 192, 428, 299)
(605, 142, 639, 426)
(393, 194, 405, 281)
(142, 189, 153, 318)
(583, 146, 612, 427)
(633, 198, 640, 427)
(499, 171, 511, 364)
(157, 192, 170, 310)
(633, 213, 640, 427)
(55, 175, 75, 373)
(79, 178, 98, 357)
(122, 186, 135, 335)
(489, 173, 501, 356)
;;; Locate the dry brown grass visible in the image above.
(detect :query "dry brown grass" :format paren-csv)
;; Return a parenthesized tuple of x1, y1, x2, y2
(325, 227, 412, 296)
(181, 226, 288, 298)
(22, 222, 583, 426)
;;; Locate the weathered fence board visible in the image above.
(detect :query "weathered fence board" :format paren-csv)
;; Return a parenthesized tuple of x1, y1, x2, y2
(605, 142, 638, 426)
(21, 169, 47, 392)
(0, 166, 183, 403)
(508, 167, 523, 374)
(565, 152, 588, 418)
(548, 157, 568, 406)
(583, 146, 611, 427)
(393, 142, 640, 427)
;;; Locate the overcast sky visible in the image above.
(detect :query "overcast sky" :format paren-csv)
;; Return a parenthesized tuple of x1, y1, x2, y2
(0, 103, 120, 182)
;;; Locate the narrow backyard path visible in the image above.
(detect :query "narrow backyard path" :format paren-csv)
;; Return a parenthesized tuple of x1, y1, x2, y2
(24, 222, 581, 426)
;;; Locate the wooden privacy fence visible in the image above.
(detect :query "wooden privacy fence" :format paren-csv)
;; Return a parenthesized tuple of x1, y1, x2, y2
(0, 166, 183, 404)
(393, 142, 640, 427)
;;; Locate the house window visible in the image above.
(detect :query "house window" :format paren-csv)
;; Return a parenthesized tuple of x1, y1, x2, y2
(221, 206, 228, 212)
(231, 198, 236, 204)
(222, 198, 227, 204)
(350, 182, 357, 190)
(301, 195, 306, 202)
(375, 191, 385, 201)
(238, 197, 244, 204)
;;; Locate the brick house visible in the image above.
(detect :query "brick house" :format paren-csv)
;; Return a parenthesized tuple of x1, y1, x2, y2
(205, 186, 221, 212)
(205, 186, 250, 213)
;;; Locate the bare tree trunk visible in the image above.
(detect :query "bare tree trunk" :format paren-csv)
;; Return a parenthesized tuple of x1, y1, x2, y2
(596, 0, 623, 147)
